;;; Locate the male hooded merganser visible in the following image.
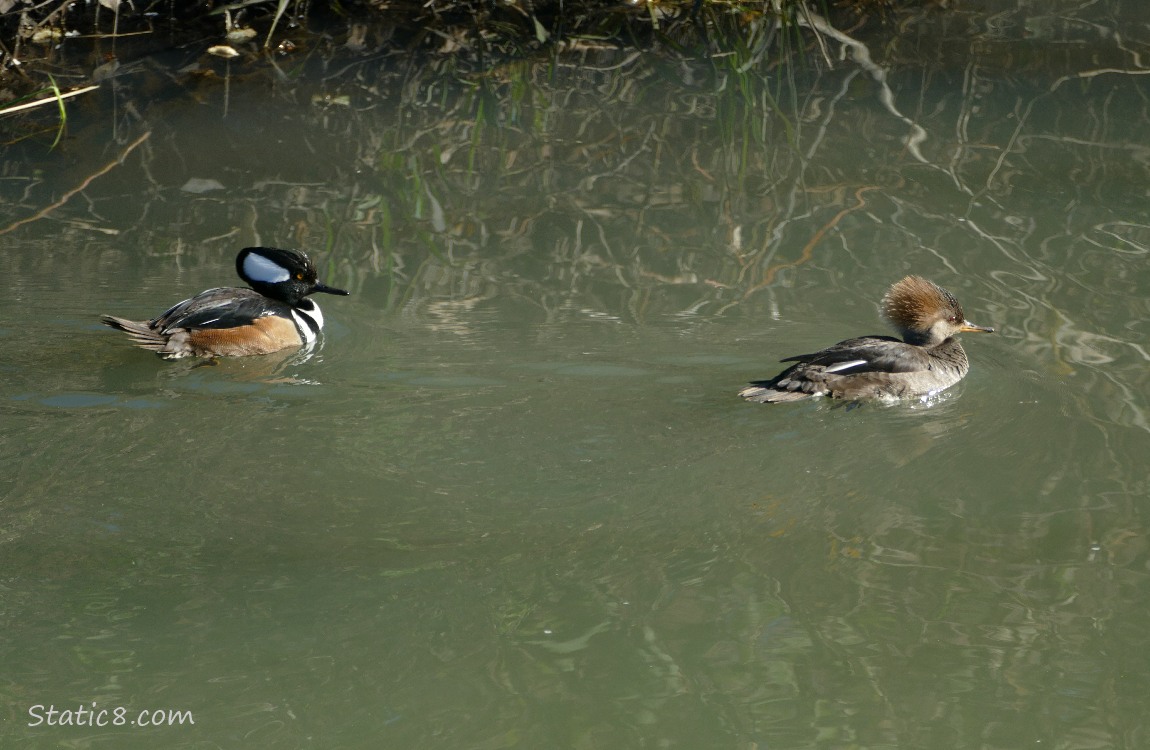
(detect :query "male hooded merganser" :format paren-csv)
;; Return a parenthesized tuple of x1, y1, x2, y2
(739, 275, 994, 403)
(102, 247, 349, 359)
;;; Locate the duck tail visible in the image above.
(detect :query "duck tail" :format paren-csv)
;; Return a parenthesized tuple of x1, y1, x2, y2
(100, 315, 169, 354)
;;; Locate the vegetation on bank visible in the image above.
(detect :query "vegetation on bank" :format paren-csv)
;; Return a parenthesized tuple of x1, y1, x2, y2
(0, 0, 897, 102)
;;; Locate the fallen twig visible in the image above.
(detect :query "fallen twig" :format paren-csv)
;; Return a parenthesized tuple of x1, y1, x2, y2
(0, 84, 100, 117)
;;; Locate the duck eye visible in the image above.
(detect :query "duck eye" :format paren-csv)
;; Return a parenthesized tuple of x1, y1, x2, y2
(295, 273, 304, 280)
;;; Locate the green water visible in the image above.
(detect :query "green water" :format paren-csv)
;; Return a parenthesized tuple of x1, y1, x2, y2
(3, 3, 1150, 748)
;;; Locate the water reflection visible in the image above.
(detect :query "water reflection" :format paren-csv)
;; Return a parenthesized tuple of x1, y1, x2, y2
(3, 2, 1150, 748)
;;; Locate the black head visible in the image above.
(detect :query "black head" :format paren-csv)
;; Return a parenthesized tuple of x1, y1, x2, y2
(235, 247, 350, 304)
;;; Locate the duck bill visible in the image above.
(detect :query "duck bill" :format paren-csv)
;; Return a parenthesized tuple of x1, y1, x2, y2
(959, 320, 994, 333)
(313, 282, 350, 296)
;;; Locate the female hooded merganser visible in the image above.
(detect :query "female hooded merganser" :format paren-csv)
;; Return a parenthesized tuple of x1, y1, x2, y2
(102, 247, 349, 359)
(739, 275, 994, 403)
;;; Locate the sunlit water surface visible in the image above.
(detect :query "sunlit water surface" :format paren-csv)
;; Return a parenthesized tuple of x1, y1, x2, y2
(3, 3, 1150, 748)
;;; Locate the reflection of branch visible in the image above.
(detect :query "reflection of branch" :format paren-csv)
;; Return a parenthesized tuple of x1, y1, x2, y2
(742, 185, 879, 300)
(793, 5, 929, 163)
(795, 1, 833, 68)
(1051, 67, 1150, 90)
(971, 67, 1150, 210)
(581, 122, 656, 190)
(0, 131, 151, 236)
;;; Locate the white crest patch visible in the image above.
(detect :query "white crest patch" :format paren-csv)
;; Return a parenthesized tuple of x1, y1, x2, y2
(243, 252, 291, 283)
